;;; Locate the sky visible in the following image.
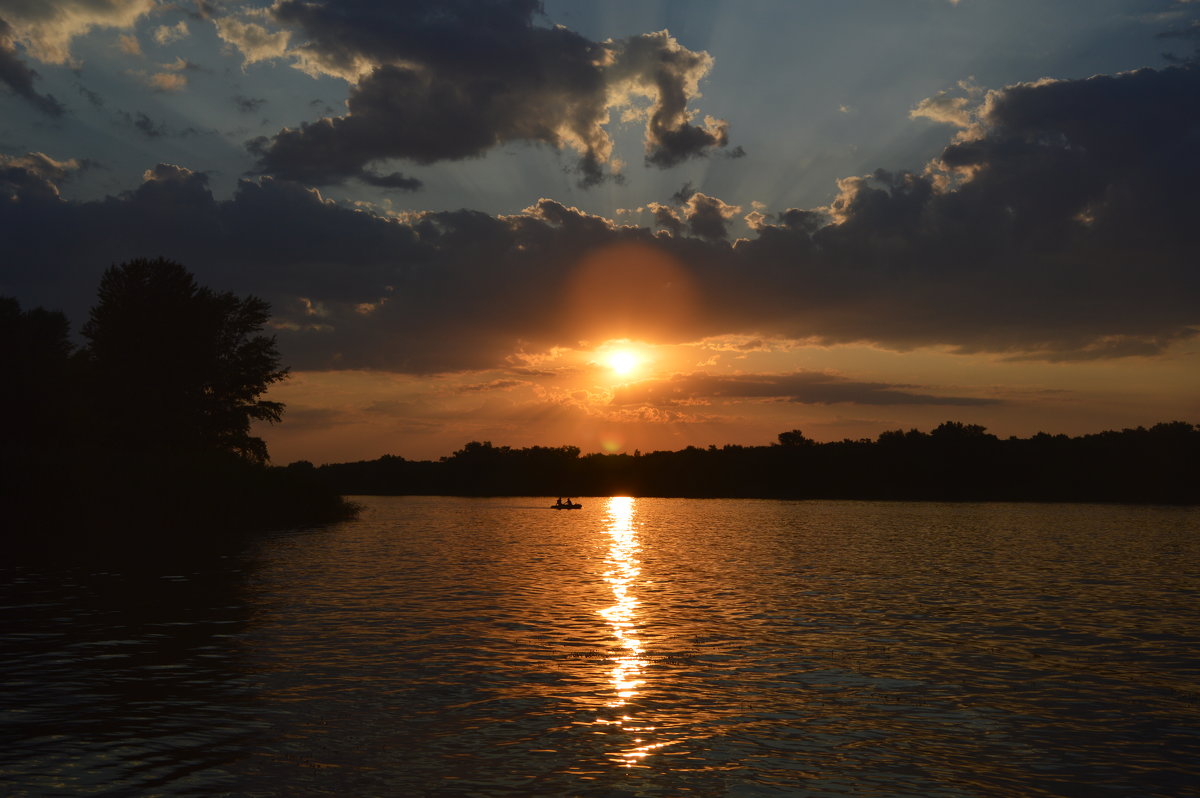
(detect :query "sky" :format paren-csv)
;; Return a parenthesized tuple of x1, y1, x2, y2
(2, 0, 1198, 464)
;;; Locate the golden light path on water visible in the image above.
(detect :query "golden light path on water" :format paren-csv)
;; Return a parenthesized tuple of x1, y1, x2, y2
(596, 497, 672, 767)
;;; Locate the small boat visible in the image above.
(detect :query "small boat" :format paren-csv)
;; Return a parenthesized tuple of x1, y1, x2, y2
(551, 501, 582, 510)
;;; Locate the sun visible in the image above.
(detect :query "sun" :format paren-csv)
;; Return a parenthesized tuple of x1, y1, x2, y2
(608, 349, 640, 376)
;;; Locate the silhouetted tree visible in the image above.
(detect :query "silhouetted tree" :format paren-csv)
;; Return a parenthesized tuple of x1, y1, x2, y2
(81, 258, 287, 463)
(777, 429, 816, 447)
(1, 297, 79, 516)
(0, 297, 74, 452)
(314, 422, 1199, 504)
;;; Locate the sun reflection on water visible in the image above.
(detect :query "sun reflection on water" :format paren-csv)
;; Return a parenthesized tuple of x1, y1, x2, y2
(597, 496, 665, 767)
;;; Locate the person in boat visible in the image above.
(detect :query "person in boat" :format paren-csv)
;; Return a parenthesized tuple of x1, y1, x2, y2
(555, 497, 564, 507)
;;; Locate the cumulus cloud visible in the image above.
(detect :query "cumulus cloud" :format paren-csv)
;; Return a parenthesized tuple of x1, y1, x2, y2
(223, 1, 733, 187)
(213, 14, 290, 66)
(611, 372, 999, 406)
(3, 60, 1198, 371)
(682, 192, 741, 241)
(152, 21, 189, 46)
(0, 151, 82, 201)
(605, 29, 729, 168)
(646, 201, 684, 237)
(910, 80, 982, 130)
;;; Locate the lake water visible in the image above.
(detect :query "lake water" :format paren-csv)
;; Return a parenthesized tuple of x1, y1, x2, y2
(3, 497, 1199, 796)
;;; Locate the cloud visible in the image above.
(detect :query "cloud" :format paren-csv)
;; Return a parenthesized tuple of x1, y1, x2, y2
(213, 14, 290, 66)
(3, 61, 1198, 372)
(682, 192, 741, 241)
(356, 170, 422, 191)
(0, 151, 82, 201)
(611, 372, 1000, 407)
(74, 81, 103, 107)
(1157, 17, 1200, 64)
(226, 2, 733, 187)
(607, 30, 729, 168)
(117, 33, 141, 56)
(0, 0, 155, 65)
(162, 55, 205, 72)
(0, 19, 63, 115)
(146, 71, 186, 91)
(152, 21, 189, 46)
(459, 379, 528, 393)
(125, 56, 204, 92)
(670, 181, 697, 204)
(117, 111, 204, 139)
(909, 78, 986, 142)
(234, 94, 266, 113)
(646, 201, 684, 237)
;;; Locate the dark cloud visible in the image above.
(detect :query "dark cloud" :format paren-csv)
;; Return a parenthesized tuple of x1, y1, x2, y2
(122, 110, 166, 138)
(3, 61, 1198, 372)
(670, 181, 696, 204)
(682, 192, 739, 241)
(649, 185, 741, 240)
(459, 378, 527, 393)
(357, 170, 422, 191)
(0, 151, 78, 201)
(117, 110, 206, 139)
(75, 82, 103, 107)
(238, 1, 733, 187)
(185, 0, 221, 22)
(0, 19, 63, 116)
(233, 94, 266, 113)
(646, 201, 684, 237)
(607, 29, 729, 168)
(170, 58, 208, 73)
(1158, 19, 1200, 63)
(611, 372, 999, 407)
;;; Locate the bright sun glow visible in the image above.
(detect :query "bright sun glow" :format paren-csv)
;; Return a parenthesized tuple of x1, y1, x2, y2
(608, 350, 640, 376)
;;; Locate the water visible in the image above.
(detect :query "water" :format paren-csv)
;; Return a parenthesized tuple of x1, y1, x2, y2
(2, 497, 1199, 796)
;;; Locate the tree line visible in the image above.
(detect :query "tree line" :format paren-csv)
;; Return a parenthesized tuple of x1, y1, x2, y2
(311, 421, 1200, 504)
(2, 258, 354, 552)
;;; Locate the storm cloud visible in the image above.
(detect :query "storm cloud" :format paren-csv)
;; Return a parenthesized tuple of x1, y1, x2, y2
(2, 59, 1197, 373)
(233, 0, 735, 187)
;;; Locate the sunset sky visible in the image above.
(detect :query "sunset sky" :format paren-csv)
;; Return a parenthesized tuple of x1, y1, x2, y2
(3, 0, 1198, 463)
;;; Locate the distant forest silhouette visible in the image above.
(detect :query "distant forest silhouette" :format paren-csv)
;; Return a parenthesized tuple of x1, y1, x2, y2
(2, 258, 354, 552)
(5, 259, 1196, 555)
(314, 421, 1199, 504)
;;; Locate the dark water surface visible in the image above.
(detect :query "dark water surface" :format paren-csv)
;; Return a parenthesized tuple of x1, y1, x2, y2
(3, 497, 1199, 796)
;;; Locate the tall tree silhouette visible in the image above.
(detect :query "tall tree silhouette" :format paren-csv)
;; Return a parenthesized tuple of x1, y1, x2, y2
(82, 258, 287, 463)
(0, 297, 73, 451)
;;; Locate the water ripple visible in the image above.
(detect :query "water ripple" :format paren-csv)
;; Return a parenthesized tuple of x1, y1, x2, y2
(1, 497, 1197, 795)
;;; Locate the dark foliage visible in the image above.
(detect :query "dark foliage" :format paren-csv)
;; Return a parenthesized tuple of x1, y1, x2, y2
(81, 257, 288, 463)
(316, 421, 1200, 504)
(1, 261, 355, 553)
